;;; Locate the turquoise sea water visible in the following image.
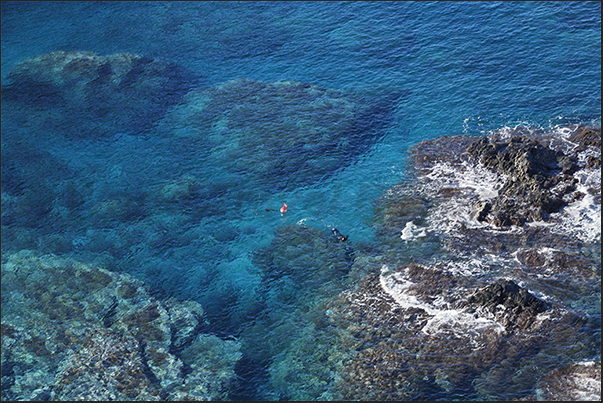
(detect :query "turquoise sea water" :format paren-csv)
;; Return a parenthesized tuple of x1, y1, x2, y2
(1, 1, 601, 400)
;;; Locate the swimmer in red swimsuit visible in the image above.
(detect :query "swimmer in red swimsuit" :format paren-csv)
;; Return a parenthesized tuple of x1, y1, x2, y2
(266, 202, 288, 214)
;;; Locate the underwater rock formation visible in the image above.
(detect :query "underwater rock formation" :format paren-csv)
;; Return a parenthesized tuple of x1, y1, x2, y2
(2, 50, 199, 137)
(532, 361, 601, 401)
(241, 224, 356, 399)
(1, 250, 241, 401)
(324, 264, 594, 401)
(253, 223, 354, 286)
(157, 78, 400, 191)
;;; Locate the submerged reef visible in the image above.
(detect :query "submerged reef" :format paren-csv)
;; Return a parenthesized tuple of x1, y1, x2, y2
(1, 251, 241, 401)
(245, 224, 355, 400)
(157, 78, 401, 191)
(2, 50, 199, 137)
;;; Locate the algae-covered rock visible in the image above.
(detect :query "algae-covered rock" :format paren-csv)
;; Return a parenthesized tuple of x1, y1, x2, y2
(253, 223, 354, 286)
(2, 50, 199, 137)
(246, 223, 354, 360)
(532, 361, 601, 401)
(0, 250, 241, 401)
(52, 329, 162, 401)
(158, 78, 400, 191)
(324, 263, 594, 401)
(236, 224, 357, 400)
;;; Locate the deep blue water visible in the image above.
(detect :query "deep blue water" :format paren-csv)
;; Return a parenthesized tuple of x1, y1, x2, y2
(1, 1, 601, 400)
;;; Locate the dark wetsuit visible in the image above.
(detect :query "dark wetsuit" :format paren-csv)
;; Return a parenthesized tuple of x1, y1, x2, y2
(332, 228, 348, 242)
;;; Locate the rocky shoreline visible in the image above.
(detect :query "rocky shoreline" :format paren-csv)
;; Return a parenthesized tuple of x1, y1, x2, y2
(320, 124, 601, 400)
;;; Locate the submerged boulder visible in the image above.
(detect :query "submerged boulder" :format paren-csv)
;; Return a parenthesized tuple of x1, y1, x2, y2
(0, 250, 241, 401)
(158, 78, 401, 191)
(2, 50, 199, 137)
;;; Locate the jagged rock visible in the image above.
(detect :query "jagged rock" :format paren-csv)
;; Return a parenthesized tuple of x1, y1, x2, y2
(467, 135, 567, 226)
(324, 264, 593, 401)
(464, 126, 600, 227)
(464, 279, 549, 329)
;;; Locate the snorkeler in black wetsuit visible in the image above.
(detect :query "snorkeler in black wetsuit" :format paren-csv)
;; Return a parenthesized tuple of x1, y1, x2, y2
(332, 228, 348, 242)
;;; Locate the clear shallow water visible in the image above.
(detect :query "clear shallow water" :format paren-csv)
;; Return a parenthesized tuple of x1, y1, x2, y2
(1, 1, 601, 401)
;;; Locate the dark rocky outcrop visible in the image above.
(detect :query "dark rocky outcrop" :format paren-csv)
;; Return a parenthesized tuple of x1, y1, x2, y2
(466, 126, 600, 227)
(324, 264, 593, 401)
(358, 124, 600, 400)
(468, 135, 568, 226)
(464, 279, 549, 329)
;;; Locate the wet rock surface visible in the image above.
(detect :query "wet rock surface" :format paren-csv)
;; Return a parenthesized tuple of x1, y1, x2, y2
(370, 125, 601, 301)
(355, 124, 601, 400)
(410, 124, 601, 229)
(467, 126, 600, 227)
(468, 134, 568, 226)
(325, 264, 595, 401)
(0, 250, 241, 401)
(464, 279, 549, 329)
(533, 361, 601, 401)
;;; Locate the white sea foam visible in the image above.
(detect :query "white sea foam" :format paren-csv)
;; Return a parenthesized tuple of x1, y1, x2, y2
(422, 160, 504, 201)
(418, 142, 601, 244)
(440, 258, 500, 277)
(419, 160, 505, 237)
(379, 266, 505, 344)
(400, 220, 428, 241)
(535, 360, 602, 401)
(546, 124, 601, 243)
(566, 361, 602, 402)
(547, 166, 601, 243)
